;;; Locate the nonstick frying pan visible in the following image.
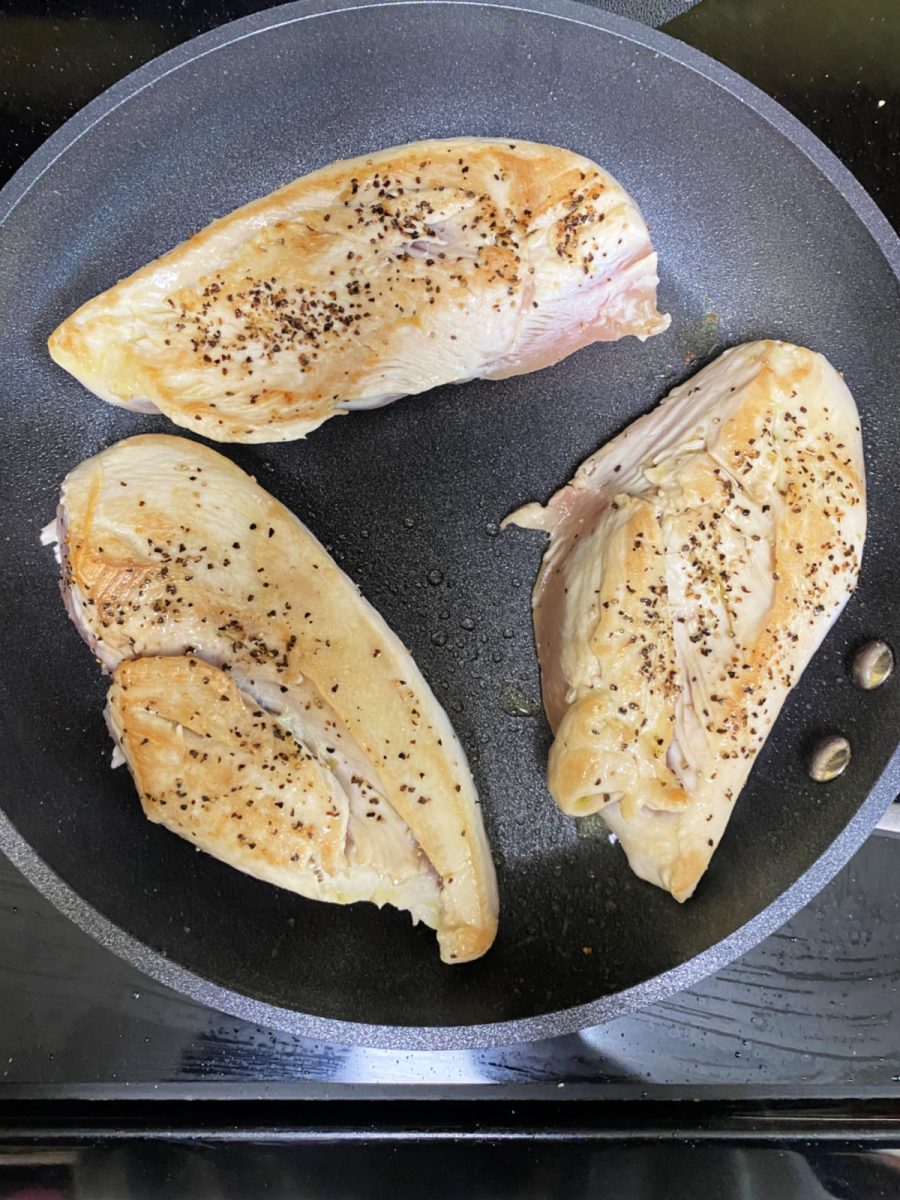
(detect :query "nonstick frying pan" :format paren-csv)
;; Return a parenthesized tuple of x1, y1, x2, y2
(1, 0, 899, 1051)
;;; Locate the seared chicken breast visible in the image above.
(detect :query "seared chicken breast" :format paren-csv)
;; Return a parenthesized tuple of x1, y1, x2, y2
(47, 435, 498, 962)
(507, 341, 866, 900)
(48, 138, 669, 443)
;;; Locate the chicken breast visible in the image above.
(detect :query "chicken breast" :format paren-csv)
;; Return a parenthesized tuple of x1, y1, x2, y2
(506, 341, 866, 901)
(48, 138, 669, 443)
(48, 434, 498, 962)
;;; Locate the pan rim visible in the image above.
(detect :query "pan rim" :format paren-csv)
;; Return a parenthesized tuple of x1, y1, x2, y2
(2, 0, 899, 1051)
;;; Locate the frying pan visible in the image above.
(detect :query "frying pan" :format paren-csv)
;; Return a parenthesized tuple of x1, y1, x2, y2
(1, 0, 899, 1051)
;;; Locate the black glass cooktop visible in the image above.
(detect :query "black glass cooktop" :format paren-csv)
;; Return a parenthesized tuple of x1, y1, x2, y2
(1, 0, 899, 1188)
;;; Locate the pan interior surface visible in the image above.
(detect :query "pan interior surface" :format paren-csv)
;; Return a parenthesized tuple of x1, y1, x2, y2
(1, 0, 899, 1042)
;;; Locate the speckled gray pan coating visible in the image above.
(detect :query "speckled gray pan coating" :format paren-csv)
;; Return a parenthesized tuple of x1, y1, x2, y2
(0, 0, 898, 1050)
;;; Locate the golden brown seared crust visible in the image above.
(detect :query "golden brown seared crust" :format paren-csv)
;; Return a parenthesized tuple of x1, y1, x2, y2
(57, 434, 498, 961)
(509, 341, 866, 902)
(48, 138, 667, 443)
(674, 356, 864, 774)
(109, 656, 350, 881)
(547, 495, 688, 818)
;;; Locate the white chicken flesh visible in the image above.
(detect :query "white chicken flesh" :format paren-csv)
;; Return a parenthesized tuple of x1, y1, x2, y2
(49, 138, 668, 443)
(507, 341, 866, 900)
(47, 435, 499, 962)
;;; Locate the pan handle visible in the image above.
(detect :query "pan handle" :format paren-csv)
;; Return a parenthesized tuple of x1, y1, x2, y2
(875, 803, 900, 839)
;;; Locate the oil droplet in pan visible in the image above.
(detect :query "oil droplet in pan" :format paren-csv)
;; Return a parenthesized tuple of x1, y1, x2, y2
(851, 640, 893, 690)
(498, 683, 541, 718)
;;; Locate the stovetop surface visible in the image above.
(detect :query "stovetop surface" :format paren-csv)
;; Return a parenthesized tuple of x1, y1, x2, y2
(0, 0, 899, 1101)
(1, 838, 898, 1097)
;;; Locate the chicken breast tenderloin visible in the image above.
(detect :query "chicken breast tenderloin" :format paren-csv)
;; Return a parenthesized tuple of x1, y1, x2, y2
(48, 138, 669, 443)
(48, 435, 498, 963)
(506, 341, 866, 901)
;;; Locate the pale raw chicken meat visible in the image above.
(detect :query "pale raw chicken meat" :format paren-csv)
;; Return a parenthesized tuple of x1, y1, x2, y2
(506, 341, 866, 901)
(48, 138, 669, 443)
(46, 435, 498, 963)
